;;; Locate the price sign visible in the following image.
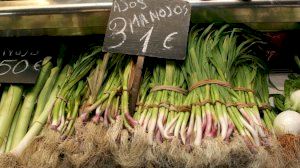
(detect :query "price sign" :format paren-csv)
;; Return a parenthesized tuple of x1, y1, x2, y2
(0, 48, 43, 84)
(0, 36, 59, 84)
(103, 0, 191, 60)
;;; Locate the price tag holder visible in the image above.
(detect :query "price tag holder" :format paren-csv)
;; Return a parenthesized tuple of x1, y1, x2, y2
(103, 0, 191, 60)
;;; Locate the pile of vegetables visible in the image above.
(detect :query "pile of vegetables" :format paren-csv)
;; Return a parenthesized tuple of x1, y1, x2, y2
(0, 24, 292, 162)
(0, 55, 61, 154)
(132, 24, 277, 146)
(134, 60, 189, 144)
(0, 43, 140, 156)
(48, 47, 103, 136)
(10, 47, 105, 156)
(80, 53, 137, 131)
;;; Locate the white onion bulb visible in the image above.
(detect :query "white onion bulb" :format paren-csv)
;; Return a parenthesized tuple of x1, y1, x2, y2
(274, 110, 300, 136)
(290, 90, 300, 112)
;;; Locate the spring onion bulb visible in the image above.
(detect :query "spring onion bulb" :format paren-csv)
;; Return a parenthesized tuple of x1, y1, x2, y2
(274, 110, 300, 136)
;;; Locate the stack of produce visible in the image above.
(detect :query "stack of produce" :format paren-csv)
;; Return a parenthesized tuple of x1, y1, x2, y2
(0, 44, 139, 157)
(130, 24, 277, 147)
(0, 55, 61, 154)
(2, 24, 294, 168)
(182, 24, 273, 146)
(48, 46, 101, 137)
(134, 60, 189, 144)
(80, 54, 137, 132)
(8, 46, 105, 156)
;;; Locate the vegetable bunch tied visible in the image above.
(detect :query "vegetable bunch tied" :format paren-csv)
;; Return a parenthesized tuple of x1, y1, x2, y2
(80, 54, 138, 132)
(11, 46, 102, 156)
(134, 60, 188, 144)
(184, 24, 273, 146)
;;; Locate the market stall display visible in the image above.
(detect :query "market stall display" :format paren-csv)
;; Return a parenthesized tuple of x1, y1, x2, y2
(0, 0, 299, 168)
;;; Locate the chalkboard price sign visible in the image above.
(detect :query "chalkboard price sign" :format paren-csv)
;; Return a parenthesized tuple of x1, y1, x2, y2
(0, 48, 43, 84)
(103, 0, 191, 60)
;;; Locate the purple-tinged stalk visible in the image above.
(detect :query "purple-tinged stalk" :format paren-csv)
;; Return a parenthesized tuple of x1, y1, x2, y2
(51, 47, 100, 129)
(135, 60, 187, 144)
(81, 54, 127, 124)
(121, 60, 138, 130)
(80, 53, 110, 118)
(61, 80, 86, 139)
(184, 24, 270, 146)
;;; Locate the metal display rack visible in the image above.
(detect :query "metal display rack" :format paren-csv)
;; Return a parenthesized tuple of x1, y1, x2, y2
(0, 0, 300, 36)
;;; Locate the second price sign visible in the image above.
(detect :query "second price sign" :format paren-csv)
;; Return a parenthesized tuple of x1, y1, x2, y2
(103, 0, 191, 60)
